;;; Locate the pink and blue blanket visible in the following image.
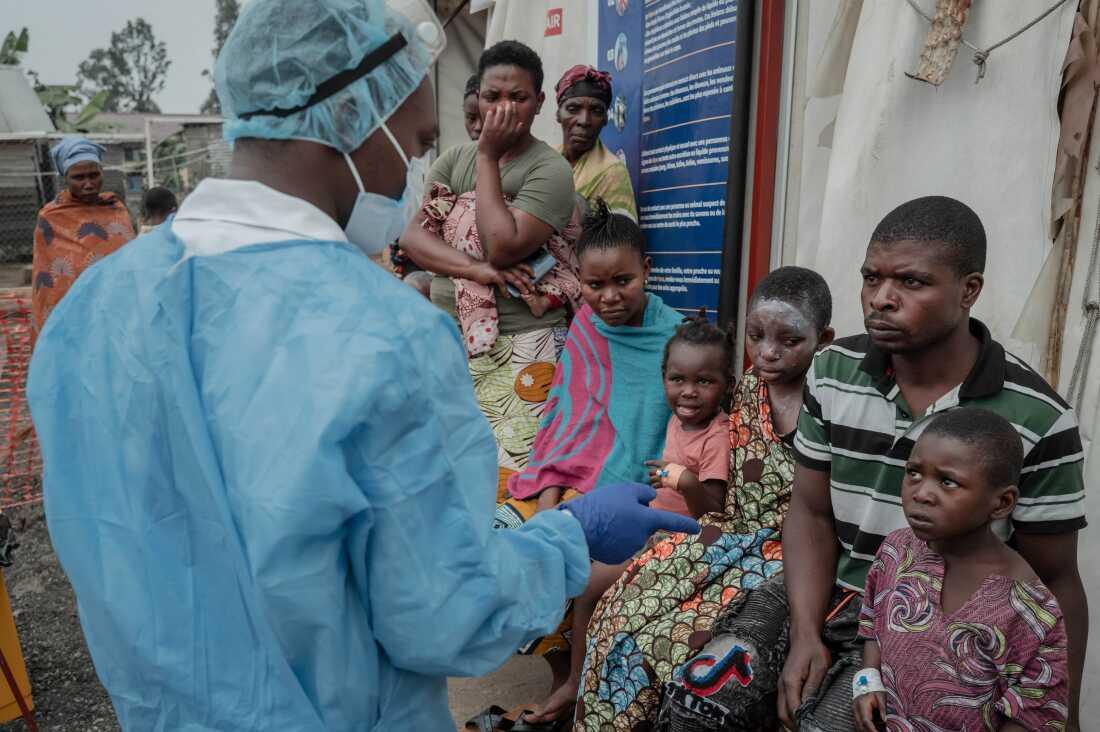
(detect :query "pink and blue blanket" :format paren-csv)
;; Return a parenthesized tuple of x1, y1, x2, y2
(507, 294, 682, 499)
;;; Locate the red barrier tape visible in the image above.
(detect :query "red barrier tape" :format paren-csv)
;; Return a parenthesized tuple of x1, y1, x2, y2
(0, 289, 42, 509)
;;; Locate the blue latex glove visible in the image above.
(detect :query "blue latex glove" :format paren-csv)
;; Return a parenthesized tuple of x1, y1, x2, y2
(560, 482, 700, 564)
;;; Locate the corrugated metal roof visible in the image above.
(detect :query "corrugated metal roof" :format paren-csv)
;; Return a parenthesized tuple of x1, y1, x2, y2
(0, 132, 144, 143)
(0, 66, 55, 134)
(91, 113, 222, 145)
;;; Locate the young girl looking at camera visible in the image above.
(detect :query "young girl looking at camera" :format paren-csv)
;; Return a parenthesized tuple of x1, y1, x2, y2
(646, 316, 731, 518)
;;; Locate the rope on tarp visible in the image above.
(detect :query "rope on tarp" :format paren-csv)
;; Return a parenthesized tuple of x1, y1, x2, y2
(903, 0, 1072, 82)
(441, 0, 470, 29)
(1066, 161, 1100, 413)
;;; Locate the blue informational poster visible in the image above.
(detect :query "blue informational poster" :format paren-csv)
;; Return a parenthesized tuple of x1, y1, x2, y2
(599, 0, 740, 318)
(597, 0, 644, 186)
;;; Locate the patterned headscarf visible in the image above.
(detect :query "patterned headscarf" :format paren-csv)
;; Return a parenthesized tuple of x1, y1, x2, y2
(555, 65, 613, 106)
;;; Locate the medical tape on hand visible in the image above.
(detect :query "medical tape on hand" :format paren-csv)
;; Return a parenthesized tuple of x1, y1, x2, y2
(660, 463, 687, 491)
(852, 667, 885, 698)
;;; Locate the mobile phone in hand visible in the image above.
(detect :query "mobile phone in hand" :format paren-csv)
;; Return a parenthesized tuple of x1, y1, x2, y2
(506, 248, 556, 297)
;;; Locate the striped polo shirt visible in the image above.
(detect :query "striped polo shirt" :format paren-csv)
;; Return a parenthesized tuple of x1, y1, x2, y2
(793, 319, 1087, 592)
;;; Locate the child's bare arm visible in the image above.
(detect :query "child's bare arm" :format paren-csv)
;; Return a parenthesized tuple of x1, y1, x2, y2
(861, 637, 881, 668)
(535, 486, 563, 513)
(644, 462, 725, 517)
(679, 475, 726, 518)
(521, 292, 552, 319)
(853, 640, 886, 732)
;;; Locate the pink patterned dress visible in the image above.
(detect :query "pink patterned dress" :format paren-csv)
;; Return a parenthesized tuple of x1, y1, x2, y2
(859, 529, 1068, 731)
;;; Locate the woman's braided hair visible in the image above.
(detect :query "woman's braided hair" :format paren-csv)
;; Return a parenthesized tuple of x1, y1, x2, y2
(576, 198, 646, 258)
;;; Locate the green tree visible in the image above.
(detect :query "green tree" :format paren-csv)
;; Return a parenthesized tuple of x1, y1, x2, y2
(77, 18, 170, 113)
(0, 27, 28, 65)
(31, 82, 110, 132)
(200, 0, 240, 115)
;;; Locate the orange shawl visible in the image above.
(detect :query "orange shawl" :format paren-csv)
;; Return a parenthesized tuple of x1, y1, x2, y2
(32, 190, 135, 336)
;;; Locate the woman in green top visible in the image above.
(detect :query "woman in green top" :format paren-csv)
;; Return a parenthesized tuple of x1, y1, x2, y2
(555, 65, 638, 221)
(401, 41, 579, 487)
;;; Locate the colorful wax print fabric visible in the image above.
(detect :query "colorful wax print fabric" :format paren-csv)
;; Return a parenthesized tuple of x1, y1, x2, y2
(576, 371, 793, 730)
(32, 190, 134, 337)
(859, 529, 1068, 731)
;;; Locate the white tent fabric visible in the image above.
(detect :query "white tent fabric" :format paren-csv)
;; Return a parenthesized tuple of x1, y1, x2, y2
(783, 0, 1096, 712)
(436, 6, 488, 154)
(1052, 105, 1100, 700)
(781, 0, 848, 267)
(794, 0, 1075, 363)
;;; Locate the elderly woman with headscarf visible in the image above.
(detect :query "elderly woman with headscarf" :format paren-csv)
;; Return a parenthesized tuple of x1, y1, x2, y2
(555, 65, 637, 221)
(32, 136, 135, 337)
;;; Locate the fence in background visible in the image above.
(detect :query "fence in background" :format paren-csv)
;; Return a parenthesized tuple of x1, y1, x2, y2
(0, 123, 229, 263)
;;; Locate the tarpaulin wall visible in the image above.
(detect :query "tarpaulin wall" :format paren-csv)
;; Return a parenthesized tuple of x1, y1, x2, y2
(436, 3, 489, 154)
(790, 1, 1075, 354)
(777, 0, 1096, 711)
(1053, 115, 1100, 715)
(484, 0, 599, 144)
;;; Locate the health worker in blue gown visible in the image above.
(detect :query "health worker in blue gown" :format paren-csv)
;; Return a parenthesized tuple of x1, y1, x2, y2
(25, 1, 698, 730)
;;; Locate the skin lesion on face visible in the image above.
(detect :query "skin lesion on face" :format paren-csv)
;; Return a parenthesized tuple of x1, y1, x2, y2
(664, 342, 729, 430)
(744, 298, 825, 386)
(860, 240, 983, 353)
(578, 246, 650, 327)
(557, 96, 609, 163)
(66, 161, 104, 203)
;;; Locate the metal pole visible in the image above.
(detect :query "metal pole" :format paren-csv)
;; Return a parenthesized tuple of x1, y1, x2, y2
(144, 117, 154, 187)
(717, 0, 758, 331)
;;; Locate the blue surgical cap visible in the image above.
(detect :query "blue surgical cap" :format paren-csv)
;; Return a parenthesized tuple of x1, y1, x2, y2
(216, 0, 436, 153)
(50, 136, 105, 176)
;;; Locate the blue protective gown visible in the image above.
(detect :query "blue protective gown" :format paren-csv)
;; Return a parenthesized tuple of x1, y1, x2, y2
(27, 226, 591, 731)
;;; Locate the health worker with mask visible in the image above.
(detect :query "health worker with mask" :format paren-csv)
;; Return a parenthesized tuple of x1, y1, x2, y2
(25, 1, 699, 730)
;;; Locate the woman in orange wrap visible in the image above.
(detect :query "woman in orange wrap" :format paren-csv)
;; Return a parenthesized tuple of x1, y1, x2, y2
(32, 136, 135, 337)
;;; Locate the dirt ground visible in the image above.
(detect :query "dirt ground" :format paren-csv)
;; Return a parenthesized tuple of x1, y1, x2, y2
(0, 504, 117, 732)
(0, 503, 548, 731)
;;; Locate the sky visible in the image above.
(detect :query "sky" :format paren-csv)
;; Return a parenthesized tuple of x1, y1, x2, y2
(5, 0, 220, 114)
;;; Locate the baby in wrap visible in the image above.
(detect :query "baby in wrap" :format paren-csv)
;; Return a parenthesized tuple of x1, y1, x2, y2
(418, 182, 583, 356)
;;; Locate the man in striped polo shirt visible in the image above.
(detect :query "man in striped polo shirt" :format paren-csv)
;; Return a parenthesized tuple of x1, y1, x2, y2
(660, 197, 1087, 731)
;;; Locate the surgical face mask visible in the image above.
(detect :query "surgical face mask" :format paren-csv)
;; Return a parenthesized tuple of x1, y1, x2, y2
(343, 124, 427, 256)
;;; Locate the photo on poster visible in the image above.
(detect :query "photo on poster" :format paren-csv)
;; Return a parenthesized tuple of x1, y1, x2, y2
(613, 95, 628, 132)
(614, 32, 629, 71)
(597, 0, 643, 202)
